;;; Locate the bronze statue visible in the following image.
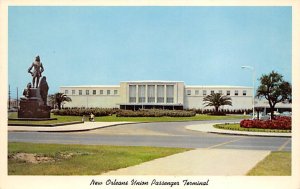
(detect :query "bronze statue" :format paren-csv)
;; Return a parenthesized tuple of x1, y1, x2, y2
(28, 55, 44, 88)
(39, 76, 49, 105)
(18, 56, 51, 119)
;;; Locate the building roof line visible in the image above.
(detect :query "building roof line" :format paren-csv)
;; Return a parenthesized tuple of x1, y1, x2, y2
(60, 85, 120, 88)
(121, 80, 185, 83)
(186, 85, 252, 88)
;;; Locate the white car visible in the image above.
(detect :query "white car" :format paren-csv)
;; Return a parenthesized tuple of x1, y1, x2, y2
(267, 111, 280, 116)
(280, 111, 292, 117)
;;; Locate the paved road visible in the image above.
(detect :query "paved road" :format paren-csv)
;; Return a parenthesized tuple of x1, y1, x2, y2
(8, 120, 291, 151)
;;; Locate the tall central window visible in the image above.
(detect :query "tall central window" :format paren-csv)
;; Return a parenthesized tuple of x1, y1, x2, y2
(166, 85, 174, 103)
(157, 85, 165, 103)
(147, 85, 155, 103)
(129, 85, 136, 103)
(138, 85, 146, 103)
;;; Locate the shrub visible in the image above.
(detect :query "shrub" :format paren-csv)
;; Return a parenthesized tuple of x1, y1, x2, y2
(207, 112, 226, 116)
(52, 108, 196, 117)
(116, 109, 196, 117)
(240, 116, 291, 130)
(187, 109, 252, 115)
(52, 108, 118, 116)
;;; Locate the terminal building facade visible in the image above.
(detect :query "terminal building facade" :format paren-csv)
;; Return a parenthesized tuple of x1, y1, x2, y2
(60, 81, 253, 111)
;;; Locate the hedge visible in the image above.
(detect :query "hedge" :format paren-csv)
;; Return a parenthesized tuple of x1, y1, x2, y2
(116, 109, 196, 117)
(52, 108, 118, 116)
(207, 112, 226, 116)
(52, 108, 196, 117)
(187, 108, 252, 115)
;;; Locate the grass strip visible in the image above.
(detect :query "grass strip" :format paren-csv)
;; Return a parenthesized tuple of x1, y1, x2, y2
(247, 151, 291, 176)
(214, 123, 291, 133)
(8, 142, 189, 175)
(8, 112, 249, 125)
(94, 114, 248, 122)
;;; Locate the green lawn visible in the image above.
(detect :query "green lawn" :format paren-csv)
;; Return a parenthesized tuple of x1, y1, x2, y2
(94, 114, 249, 122)
(214, 123, 291, 133)
(8, 112, 249, 125)
(8, 112, 82, 125)
(247, 151, 291, 176)
(8, 142, 189, 175)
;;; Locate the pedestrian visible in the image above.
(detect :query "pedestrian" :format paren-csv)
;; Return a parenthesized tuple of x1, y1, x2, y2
(89, 113, 95, 122)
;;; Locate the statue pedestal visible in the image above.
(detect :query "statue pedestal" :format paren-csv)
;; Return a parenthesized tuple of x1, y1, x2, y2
(18, 88, 51, 118)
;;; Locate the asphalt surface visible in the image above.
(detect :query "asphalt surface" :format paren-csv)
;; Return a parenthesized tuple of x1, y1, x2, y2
(8, 120, 291, 151)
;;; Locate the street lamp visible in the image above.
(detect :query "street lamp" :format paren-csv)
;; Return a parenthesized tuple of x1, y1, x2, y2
(241, 66, 255, 119)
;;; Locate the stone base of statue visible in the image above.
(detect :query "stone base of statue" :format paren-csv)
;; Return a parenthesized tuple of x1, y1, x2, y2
(18, 88, 51, 118)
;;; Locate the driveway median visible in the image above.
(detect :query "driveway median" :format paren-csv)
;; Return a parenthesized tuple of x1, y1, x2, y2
(186, 123, 291, 137)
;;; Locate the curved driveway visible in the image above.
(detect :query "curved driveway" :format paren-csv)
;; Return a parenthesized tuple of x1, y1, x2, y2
(8, 120, 291, 151)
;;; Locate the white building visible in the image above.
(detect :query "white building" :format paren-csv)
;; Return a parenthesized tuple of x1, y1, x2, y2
(60, 81, 253, 110)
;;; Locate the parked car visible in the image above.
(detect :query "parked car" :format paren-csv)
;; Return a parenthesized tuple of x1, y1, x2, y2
(8, 108, 18, 112)
(280, 111, 292, 117)
(259, 115, 271, 120)
(249, 112, 270, 120)
(267, 111, 280, 116)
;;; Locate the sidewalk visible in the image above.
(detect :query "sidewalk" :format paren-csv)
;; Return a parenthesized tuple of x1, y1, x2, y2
(8, 122, 134, 132)
(186, 123, 291, 137)
(103, 148, 270, 175)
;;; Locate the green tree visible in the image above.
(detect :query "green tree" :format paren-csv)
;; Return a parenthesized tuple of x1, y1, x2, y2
(256, 71, 291, 119)
(49, 93, 72, 110)
(203, 93, 232, 113)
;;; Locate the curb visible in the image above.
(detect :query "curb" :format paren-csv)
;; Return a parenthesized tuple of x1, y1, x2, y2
(8, 118, 58, 121)
(8, 121, 84, 127)
(207, 131, 291, 138)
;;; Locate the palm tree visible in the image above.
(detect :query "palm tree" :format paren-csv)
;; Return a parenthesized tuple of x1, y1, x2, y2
(203, 93, 232, 113)
(49, 93, 72, 110)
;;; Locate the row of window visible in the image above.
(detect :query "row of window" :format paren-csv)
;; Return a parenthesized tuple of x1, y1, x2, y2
(64, 88, 247, 97)
(186, 89, 247, 96)
(65, 89, 118, 96)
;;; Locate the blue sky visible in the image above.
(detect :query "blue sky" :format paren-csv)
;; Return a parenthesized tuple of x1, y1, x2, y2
(8, 6, 291, 97)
